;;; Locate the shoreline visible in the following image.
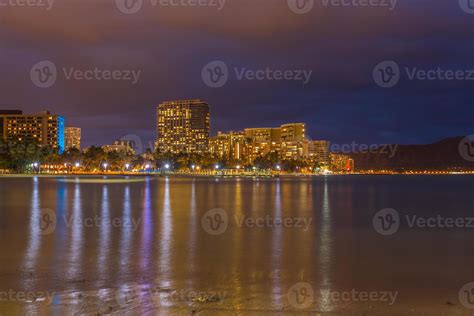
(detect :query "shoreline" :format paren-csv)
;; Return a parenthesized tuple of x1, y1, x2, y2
(1, 172, 474, 178)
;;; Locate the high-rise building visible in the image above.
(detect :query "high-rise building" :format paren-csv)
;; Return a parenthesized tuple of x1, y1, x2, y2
(244, 128, 281, 143)
(65, 127, 81, 151)
(281, 140, 308, 160)
(209, 131, 248, 161)
(280, 123, 305, 142)
(308, 140, 330, 165)
(279, 123, 306, 159)
(156, 99, 210, 154)
(0, 110, 65, 153)
(244, 127, 281, 161)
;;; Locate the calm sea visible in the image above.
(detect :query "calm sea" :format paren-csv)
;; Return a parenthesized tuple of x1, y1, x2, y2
(0, 175, 473, 315)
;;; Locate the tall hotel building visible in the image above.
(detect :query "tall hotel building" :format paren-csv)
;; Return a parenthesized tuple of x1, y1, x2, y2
(65, 127, 81, 150)
(156, 99, 210, 154)
(0, 110, 65, 153)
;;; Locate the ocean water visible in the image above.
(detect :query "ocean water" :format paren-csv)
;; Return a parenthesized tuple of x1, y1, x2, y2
(0, 175, 473, 315)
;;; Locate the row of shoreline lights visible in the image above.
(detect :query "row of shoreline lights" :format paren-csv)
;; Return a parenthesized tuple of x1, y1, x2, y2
(101, 163, 170, 170)
(99, 163, 283, 171)
(32, 162, 283, 171)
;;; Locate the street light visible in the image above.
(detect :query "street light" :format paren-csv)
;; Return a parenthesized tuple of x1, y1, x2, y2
(276, 165, 281, 170)
(215, 164, 220, 170)
(74, 162, 80, 168)
(103, 163, 108, 170)
(236, 165, 241, 170)
(164, 163, 170, 170)
(32, 162, 40, 174)
(145, 164, 150, 169)
(125, 163, 130, 170)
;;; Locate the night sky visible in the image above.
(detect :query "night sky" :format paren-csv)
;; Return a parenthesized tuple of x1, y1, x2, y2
(1, 0, 473, 147)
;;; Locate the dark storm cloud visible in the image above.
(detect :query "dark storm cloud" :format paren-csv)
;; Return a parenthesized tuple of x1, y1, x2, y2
(0, 0, 473, 146)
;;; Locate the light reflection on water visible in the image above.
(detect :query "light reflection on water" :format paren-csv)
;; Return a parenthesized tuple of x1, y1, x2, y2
(1, 175, 474, 314)
(140, 178, 152, 272)
(319, 181, 333, 312)
(98, 186, 110, 278)
(119, 186, 132, 275)
(23, 178, 41, 276)
(67, 184, 83, 282)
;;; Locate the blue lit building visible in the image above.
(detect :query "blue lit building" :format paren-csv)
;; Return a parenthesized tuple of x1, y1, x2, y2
(0, 110, 66, 154)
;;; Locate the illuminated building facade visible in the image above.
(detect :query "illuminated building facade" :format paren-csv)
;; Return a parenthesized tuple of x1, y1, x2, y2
(65, 127, 81, 150)
(280, 123, 305, 142)
(331, 153, 355, 172)
(244, 127, 281, 161)
(102, 140, 135, 154)
(209, 131, 248, 161)
(156, 99, 210, 154)
(0, 110, 65, 153)
(211, 123, 332, 164)
(281, 140, 308, 159)
(308, 140, 330, 165)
